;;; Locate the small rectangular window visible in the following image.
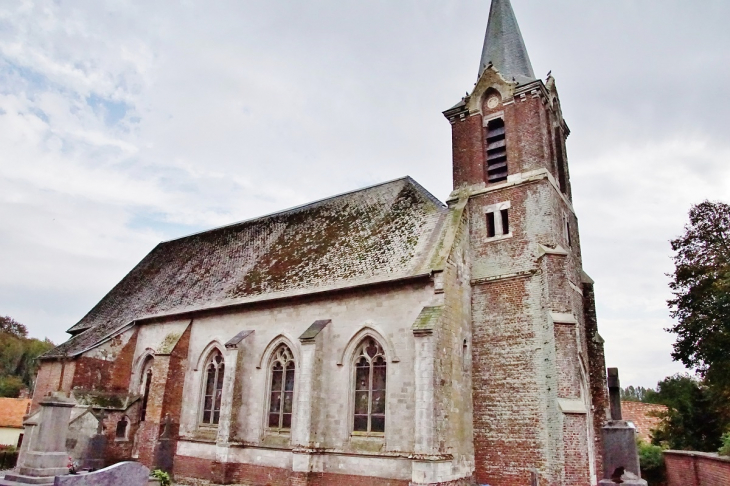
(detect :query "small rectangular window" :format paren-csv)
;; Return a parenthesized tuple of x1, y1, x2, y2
(554, 127, 567, 193)
(567, 221, 572, 247)
(486, 212, 496, 237)
(500, 209, 509, 235)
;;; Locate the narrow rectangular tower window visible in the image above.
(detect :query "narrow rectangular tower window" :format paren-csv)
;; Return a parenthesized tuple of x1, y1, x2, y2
(566, 221, 572, 247)
(486, 118, 508, 182)
(554, 127, 567, 193)
(486, 212, 496, 237)
(500, 209, 509, 235)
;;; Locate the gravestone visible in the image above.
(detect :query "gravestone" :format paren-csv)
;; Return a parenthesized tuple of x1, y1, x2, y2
(599, 368, 647, 486)
(80, 409, 107, 471)
(53, 461, 149, 486)
(9, 392, 76, 484)
(153, 414, 174, 475)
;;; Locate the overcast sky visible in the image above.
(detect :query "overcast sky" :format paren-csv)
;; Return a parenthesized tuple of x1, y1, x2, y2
(1, 0, 728, 388)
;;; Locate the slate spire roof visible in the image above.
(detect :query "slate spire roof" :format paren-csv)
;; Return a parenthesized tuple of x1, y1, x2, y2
(478, 0, 536, 84)
(44, 177, 449, 358)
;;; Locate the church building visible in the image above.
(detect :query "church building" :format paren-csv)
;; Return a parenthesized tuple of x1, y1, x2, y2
(29, 1, 609, 484)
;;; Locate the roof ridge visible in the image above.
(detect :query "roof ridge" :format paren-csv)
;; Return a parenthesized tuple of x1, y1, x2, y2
(161, 176, 443, 244)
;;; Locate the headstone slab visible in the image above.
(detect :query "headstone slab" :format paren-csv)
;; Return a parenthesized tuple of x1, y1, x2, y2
(53, 461, 150, 486)
(601, 421, 647, 485)
(153, 439, 175, 474)
(80, 434, 106, 471)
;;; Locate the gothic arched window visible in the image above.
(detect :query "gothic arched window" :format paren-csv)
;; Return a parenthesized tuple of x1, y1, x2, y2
(139, 356, 153, 422)
(353, 338, 386, 434)
(267, 345, 295, 431)
(200, 350, 225, 425)
(115, 416, 129, 440)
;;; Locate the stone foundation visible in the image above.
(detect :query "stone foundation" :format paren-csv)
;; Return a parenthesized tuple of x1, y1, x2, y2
(173, 454, 474, 486)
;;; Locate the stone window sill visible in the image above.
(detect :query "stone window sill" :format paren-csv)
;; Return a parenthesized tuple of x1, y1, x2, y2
(485, 232, 512, 242)
(351, 431, 385, 438)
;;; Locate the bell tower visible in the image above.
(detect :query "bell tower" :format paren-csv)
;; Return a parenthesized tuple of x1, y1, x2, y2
(444, 1, 608, 485)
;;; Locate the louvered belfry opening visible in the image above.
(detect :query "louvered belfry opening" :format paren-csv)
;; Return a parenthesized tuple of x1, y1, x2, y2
(486, 118, 508, 182)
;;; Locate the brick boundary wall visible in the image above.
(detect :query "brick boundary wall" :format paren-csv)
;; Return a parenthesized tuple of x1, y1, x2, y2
(664, 450, 730, 486)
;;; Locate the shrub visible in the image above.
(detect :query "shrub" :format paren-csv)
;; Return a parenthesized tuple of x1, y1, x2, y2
(719, 432, 730, 456)
(638, 440, 666, 485)
(151, 469, 171, 486)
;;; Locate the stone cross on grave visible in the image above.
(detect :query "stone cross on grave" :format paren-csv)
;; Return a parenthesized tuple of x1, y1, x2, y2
(607, 367, 622, 420)
(160, 413, 173, 439)
(91, 407, 108, 435)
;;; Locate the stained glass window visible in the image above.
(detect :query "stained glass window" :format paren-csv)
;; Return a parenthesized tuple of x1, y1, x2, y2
(353, 338, 386, 434)
(268, 345, 295, 431)
(201, 350, 225, 425)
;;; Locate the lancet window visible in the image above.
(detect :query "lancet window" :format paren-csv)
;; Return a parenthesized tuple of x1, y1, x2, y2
(353, 338, 386, 434)
(268, 345, 295, 431)
(200, 350, 225, 426)
(139, 357, 153, 422)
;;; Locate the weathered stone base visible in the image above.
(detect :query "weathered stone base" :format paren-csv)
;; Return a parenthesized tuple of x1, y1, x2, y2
(1, 473, 55, 485)
(173, 455, 473, 486)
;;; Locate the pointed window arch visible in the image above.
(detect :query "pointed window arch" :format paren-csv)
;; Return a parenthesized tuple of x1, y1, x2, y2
(139, 356, 154, 422)
(353, 337, 386, 434)
(200, 349, 225, 425)
(267, 345, 295, 431)
(115, 416, 130, 440)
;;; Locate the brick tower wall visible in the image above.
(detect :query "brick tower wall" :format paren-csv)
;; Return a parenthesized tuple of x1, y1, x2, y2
(447, 70, 605, 485)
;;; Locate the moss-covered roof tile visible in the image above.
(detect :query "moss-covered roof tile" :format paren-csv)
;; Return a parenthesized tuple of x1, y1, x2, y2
(46, 177, 447, 358)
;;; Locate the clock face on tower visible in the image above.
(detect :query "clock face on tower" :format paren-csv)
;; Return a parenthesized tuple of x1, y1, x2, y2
(487, 96, 500, 109)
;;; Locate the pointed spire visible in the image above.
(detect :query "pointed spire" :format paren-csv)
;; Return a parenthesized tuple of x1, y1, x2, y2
(478, 0, 536, 84)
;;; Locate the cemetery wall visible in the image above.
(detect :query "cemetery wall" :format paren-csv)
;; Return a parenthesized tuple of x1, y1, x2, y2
(664, 450, 730, 486)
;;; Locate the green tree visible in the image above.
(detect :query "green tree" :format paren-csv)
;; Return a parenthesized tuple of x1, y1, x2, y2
(667, 201, 730, 390)
(0, 376, 25, 398)
(0, 315, 54, 397)
(0, 316, 28, 338)
(637, 439, 666, 485)
(650, 374, 725, 452)
(621, 385, 660, 403)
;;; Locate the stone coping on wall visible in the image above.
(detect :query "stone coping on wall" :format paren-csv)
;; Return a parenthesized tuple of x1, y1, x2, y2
(665, 450, 730, 464)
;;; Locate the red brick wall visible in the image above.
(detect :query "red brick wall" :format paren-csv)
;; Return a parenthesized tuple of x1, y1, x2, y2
(31, 360, 75, 411)
(138, 324, 192, 468)
(621, 401, 666, 443)
(665, 451, 730, 486)
(554, 323, 580, 399)
(175, 454, 471, 486)
(451, 113, 486, 189)
(71, 330, 138, 392)
(471, 276, 548, 486)
(583, 281, 608, 477)
(161, 324, 191, 427)
(563, 414, 590, 485)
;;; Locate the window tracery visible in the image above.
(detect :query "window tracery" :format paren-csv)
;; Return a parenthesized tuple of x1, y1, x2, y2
(201, 350, 225, 426)
(268, 344, 295, 431)
(353, 337, 386, 434)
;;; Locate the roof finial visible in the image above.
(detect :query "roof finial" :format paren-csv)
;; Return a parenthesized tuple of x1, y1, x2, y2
(478, 0, 536, 84)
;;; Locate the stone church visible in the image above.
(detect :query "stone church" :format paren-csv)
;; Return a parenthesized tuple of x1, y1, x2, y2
(28, 0, 609, 484)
